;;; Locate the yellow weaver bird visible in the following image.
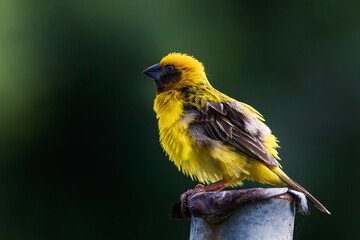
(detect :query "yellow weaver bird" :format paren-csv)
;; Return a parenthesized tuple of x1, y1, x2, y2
(143, 53, 330, 214)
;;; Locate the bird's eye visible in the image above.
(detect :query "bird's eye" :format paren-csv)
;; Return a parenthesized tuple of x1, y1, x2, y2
(166, 65, 174, 71)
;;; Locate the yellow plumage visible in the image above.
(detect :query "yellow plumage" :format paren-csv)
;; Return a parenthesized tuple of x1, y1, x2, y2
(144, 52, 329, 214)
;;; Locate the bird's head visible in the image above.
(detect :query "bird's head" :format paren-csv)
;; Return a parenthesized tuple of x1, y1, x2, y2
(143, 53, 209, 93)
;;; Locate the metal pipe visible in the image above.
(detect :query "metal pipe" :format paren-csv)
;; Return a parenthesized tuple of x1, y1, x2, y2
(170, 188, 309, 240)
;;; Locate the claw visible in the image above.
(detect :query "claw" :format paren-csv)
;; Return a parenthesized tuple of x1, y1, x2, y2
(179, 179, 241, 218)
(180, 187, 205, 218)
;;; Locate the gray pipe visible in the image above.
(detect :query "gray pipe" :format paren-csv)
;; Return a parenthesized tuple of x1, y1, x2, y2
(170, 188, 309, 240)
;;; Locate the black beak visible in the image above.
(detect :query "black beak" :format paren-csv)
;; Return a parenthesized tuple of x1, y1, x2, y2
(143, 64, 162, 81)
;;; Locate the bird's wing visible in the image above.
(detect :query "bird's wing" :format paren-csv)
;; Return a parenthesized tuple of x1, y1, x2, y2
(184, 101, 278, 167)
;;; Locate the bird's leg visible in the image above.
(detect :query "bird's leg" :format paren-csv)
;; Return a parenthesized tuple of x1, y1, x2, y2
(202, 180, 229, 191)
(180, 179, 242, 218)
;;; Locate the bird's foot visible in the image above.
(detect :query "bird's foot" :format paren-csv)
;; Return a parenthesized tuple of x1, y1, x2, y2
(179, 180, 237, 218)
(180, 184, 205, 218)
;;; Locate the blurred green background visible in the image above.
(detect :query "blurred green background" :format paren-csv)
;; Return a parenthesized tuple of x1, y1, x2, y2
(1, 0, 359, 239)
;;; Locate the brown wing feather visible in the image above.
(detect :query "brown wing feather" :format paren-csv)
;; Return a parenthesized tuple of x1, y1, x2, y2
(185, 102, 278, 167)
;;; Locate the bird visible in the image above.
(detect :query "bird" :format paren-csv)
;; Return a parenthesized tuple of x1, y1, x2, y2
(143, 52, 330, 215)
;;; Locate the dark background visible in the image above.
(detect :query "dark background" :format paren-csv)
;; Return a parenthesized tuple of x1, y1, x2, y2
(1, 0, 359, 239)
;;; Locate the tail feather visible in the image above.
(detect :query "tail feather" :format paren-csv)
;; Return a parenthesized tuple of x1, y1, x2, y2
(274, 170, 331, 215)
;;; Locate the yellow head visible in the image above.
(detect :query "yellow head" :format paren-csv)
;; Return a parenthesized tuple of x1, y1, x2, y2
(160, 53, 204, 73)
(143, 53, 209, 93)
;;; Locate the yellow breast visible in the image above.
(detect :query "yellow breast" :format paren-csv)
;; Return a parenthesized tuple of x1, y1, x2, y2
(154, 91, 193, 173)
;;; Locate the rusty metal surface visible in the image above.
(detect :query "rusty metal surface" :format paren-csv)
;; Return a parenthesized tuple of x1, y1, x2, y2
(170, 188, 310, 240)
(170, 188, 309, 222)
